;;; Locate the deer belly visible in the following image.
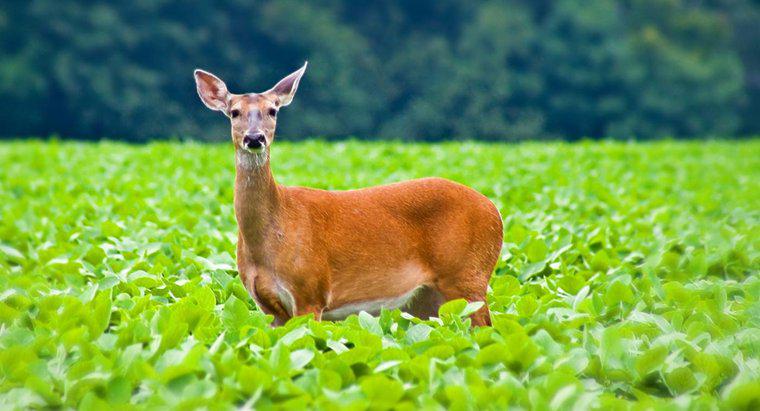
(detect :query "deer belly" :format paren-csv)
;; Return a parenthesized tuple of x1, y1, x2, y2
(321, 286, 422, 321)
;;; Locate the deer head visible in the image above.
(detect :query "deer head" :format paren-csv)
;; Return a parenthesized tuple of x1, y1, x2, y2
(194, 62, 307, 160)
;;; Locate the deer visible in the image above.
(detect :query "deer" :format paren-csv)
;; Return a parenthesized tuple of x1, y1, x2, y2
(193, 62, 503, 327)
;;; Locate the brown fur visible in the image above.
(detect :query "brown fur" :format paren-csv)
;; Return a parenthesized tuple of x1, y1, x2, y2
(194, 65, 503, 327)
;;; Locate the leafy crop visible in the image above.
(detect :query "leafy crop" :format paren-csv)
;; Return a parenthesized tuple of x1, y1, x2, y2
(0, 140, 758, 409)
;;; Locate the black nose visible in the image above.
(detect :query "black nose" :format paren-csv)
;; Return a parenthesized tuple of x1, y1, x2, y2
(242, 133, 266, 149)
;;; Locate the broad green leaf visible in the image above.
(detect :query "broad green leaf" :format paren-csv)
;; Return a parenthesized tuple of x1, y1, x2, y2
(289, 349, 315, 370)
(358, 311, 383, 335)
(438, 299, 467, 317)
(405, 323, 433, 344)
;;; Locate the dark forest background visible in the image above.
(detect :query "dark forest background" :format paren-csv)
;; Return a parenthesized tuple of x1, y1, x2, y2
(1, 0, 758, 142)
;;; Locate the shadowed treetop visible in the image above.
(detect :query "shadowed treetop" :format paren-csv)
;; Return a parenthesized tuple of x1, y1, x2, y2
(0, 0, 756, 141)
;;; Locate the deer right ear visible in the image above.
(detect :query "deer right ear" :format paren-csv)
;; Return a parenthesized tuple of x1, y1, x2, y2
(267, 62, 307, 107)
(194, 69, 229, 111)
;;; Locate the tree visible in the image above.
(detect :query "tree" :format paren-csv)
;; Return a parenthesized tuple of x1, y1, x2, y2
(0, 0, 753, 141)
(611, 0, 744, 138)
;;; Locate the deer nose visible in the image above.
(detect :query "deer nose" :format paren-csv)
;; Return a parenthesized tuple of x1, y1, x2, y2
(242, 133, 266, 150)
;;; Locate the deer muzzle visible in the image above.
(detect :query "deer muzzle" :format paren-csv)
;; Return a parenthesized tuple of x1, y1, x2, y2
(242, 133, 266, 151)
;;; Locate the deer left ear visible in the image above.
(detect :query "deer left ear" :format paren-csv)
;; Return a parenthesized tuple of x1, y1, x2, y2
(267, 62, 307, 107)
(194, 69, 229, 111)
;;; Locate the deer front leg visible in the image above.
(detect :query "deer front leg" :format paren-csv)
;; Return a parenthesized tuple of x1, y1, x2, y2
(252, 270, 327, 325)
(287, 272, 329, 322)
(239, 266, 291, 326)
(294, 304, 324, 321)
(252, 277, 292, 326)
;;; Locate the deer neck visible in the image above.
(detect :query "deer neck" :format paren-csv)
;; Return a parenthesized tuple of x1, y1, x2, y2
(234, 150, 281, 246)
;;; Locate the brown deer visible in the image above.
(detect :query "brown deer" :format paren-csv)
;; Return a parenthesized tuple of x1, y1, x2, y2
(194, 63, 502, 326)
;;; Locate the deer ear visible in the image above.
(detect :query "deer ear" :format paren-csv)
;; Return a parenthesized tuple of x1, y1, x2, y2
(268, 62, 307, 107)
(194, 69, 229, 111)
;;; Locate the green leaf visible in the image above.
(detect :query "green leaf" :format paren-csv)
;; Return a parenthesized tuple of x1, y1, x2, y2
(280, 326, 309, 346)
(635, 345, 668, 377)
(519, 261, 547, 281)
(723, 379, 760, 410)
(106, 377, 131, 404)
(128, 270, 162, 288)
(360, 375, 404, 407)
(289, 349, 315, 370)
(665, 366, 698, 394)
(221, 296, 250, 335)
(525, 238, 548, 262)
(477, 343, 510, 366)
(461, 301, 484, 317)
(405, 323, 433, 344)
(0, 244, 25, 263)
(438, 299, 467, 317)
(88, 289, 112, 338)
(326, 339, 349, 354)
(358, 311, 383, 335)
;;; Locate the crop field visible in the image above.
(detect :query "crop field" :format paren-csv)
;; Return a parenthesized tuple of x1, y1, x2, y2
(0, 140, 758, 409)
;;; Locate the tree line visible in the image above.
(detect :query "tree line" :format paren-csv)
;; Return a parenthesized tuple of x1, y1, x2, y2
(1, 0, 757, 141)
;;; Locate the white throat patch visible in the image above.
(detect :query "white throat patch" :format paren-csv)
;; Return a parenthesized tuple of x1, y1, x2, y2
(236, 150, 268, 170)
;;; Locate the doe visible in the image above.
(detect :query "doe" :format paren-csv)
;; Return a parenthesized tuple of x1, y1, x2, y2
(194, 63, 503, 326)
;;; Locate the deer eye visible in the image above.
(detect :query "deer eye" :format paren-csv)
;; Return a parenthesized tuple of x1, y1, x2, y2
(229, 109, 240, 118)
(268, 108, 277, 117)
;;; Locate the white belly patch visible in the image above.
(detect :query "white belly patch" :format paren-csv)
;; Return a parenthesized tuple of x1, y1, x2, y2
(321, 286, 422, 321)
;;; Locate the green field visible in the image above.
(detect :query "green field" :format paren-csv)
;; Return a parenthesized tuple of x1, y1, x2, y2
(0, 140, 758, 410)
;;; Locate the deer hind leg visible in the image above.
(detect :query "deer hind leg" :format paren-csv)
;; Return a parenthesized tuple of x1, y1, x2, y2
(434, 270, 492, 327)
(404, 286, 445, 320)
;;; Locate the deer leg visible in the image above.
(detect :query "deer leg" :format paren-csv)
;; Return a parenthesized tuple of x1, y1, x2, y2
(434, 271, 492, 327)
(404, 286, 445, 320)
(252, 277, 291, 326)
(294, 304, 324, 321)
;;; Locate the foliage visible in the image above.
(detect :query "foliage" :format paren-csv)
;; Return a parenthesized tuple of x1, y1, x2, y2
(0, 0, 756, 141)
(0, 140, 759, 409)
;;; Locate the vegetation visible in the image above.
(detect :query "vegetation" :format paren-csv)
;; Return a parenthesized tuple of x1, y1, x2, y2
(1, 0, 758, 141)
(1, 140, 758, 409)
